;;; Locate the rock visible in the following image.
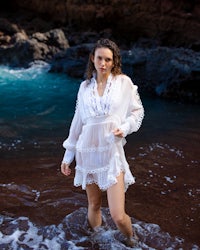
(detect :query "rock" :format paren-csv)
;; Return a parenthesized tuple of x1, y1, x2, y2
(50, 42, 200, 103)
(0, 33, 11, 45)
(50, 43, 93, 78)
(0, 29, 69, 67)
(10, 0, 200, 47)
(0, 1, 199, 103)
(46, 29, 69, 50)
(32, 32, 48, 43)
(11, 31, 28, 43)
(122, 46, 200, 103)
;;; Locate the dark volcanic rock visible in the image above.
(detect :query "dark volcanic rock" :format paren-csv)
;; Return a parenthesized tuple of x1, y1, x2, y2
(8, 0, 200, 48)
(50, 42, 200, 103)
(0, 1, 200, 103)
(0, 22, 69, 67)
(122, 46, 200, 103)
(50, 43, 93, 78)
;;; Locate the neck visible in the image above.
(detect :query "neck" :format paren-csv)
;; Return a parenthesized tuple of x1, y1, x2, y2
(97, 74, 109, 86)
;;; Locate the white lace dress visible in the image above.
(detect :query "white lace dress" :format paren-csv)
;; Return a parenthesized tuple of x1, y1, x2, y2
(62, 74, 144, 191)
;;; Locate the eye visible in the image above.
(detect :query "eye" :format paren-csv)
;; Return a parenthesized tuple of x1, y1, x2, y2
(105, 58, 112, 62)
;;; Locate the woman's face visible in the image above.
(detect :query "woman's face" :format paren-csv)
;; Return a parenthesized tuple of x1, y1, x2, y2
(92, 47, 114, 77)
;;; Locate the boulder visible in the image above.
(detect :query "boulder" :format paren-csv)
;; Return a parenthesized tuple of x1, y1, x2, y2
(50, 43, 93, 78)
(50, 42, 200, 103)
(122, 46, 200, 103)
(0, 28, 69, 67)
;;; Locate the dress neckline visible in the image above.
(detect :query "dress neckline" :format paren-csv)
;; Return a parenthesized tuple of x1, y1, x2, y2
(94, 74, 113, 98)
(88, 73, 114, 116)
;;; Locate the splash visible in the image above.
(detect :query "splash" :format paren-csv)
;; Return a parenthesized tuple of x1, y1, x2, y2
(0, 61, 50, 82)
(0, 207, 199, 250)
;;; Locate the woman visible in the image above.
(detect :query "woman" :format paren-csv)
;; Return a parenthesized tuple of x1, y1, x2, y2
(61, 38, 144, 247)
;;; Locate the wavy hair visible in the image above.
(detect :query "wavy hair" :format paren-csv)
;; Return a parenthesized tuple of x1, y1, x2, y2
(85, 38, 122, 81)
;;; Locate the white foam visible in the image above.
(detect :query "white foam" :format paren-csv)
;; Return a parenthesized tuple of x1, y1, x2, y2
(0, 210, 199, 250)
(164, 176, 175, 183)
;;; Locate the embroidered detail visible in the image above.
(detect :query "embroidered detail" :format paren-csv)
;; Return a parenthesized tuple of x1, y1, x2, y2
(134, 89, 144, 131)
(74, 152, 135, 191)
(63, 74, 144, 192)
(76, 164, 111, 174)
(76, 144, 113, 153)
(88, 74, 115, 117)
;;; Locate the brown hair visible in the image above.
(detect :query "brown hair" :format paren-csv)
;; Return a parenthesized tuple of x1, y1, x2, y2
(85, 38, 122, 80)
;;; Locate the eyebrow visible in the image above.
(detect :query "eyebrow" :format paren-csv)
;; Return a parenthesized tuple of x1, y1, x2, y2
(97, 56, 112, 61)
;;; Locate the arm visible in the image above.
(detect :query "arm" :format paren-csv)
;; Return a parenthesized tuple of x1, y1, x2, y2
(119, 81, 144, 137)
(62, 106, 83, 164)
(61, 89, 83, 176)
(61, 106, 83, 176)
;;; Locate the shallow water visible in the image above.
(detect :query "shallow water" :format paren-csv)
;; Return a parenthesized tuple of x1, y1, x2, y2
(0, 207, 199, 250)
(0, 63, 199, 249)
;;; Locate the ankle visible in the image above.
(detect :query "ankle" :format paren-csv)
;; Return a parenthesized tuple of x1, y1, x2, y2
(125, 236, 139, 248)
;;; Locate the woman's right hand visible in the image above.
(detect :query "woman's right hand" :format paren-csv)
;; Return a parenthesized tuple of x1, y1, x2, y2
(61, 162, 71, 176)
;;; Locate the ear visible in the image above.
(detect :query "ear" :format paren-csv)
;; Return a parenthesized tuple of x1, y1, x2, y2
(91, 55, 94, 63)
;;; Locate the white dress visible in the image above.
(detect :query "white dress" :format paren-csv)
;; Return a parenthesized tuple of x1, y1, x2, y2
(62, 74, 144, 191)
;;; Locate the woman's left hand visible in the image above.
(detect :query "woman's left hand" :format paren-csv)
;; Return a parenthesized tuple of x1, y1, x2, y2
(113, 128, 124, 138)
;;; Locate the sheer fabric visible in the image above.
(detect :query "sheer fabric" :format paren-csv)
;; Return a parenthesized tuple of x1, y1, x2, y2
(62, 74, 144, 191)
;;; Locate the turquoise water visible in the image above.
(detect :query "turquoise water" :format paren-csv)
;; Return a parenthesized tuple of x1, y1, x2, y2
(0, 63, 199, 249)
(0, 62, 80, 155)
(1, 62, 199, 152)
(0, 61, 79, 127)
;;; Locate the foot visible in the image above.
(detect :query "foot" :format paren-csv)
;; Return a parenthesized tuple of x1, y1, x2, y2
(125, 236, 139, 248)
(114, 229, 139, 248)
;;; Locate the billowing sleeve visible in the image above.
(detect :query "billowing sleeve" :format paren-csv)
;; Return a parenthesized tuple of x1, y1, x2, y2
(62, 87, 83, 164)
(119, 79, 144, 137)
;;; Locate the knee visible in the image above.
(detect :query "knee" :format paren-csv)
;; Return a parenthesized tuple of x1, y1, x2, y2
(88, 199, 101, 211)
(110, 211, 125, 226)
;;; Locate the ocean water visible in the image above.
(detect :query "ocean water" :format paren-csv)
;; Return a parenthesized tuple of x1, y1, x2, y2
(0, 62, 199, 249)
(0, 61, 79, 150)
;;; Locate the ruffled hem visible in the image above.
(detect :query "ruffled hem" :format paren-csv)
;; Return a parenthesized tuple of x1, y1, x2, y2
(74, 173, 135, 192)
(74, 152, 135, 192)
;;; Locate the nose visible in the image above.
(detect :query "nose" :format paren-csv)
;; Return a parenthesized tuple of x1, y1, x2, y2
(100, 59, 105, 66)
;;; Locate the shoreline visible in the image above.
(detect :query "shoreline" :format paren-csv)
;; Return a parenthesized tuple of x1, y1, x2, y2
(0, 143, 199, 246)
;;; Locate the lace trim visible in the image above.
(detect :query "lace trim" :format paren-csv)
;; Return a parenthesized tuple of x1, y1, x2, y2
(74, 151, 135, 191)
(136, 113, 144, 131)
(74, 179, 118, 191)
(84, 74, 117, 118)
(75, 164, 110, 174)
(74, 167, 135, 191)
(134, 89, 145, 131)
(74, 178, 135, 191)
(75, 167, 124, 191)
(76, 144, 112, 153)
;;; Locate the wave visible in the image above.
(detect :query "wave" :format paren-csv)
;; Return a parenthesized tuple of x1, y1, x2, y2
(0, 61, 51, 83)
(0, 207, 199, 250)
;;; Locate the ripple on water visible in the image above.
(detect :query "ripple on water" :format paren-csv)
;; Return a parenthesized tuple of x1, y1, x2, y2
(0, 183, 41, 206)
(129, 142, 199, 193)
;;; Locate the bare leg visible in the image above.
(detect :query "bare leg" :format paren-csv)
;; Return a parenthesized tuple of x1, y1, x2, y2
(107, 172, 133, 238)
(86, 183, 102, 229)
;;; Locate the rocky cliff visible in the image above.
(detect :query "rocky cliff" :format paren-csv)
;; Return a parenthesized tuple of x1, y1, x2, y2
(8, 0, 200, 48)
(0, 0, 200, 103)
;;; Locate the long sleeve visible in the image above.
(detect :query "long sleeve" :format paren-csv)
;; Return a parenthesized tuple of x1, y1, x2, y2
(119, 80, 144, 137)
(62, 92, 83, 164)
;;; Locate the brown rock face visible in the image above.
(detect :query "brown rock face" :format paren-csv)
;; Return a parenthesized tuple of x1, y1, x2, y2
(10, 0, 200, 47)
